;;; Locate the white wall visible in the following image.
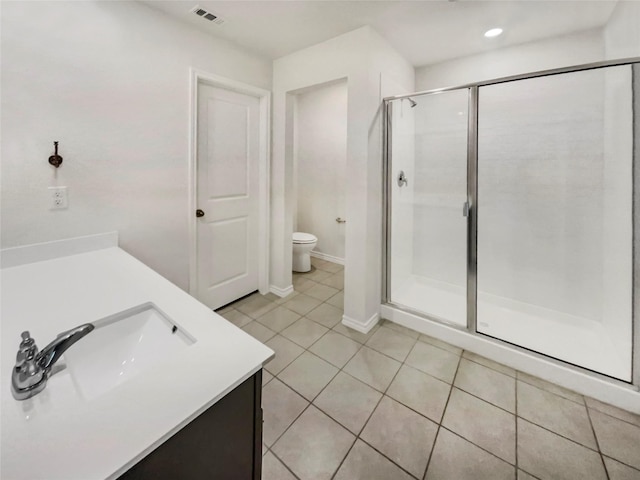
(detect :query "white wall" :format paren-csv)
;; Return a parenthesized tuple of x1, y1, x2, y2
(415, 29, 604, 91)
(0, 1, 272, 290)
(367, 30, 416, 323)
(294, 80, 347, 261)
(271, 27, 368, 303)
(604, 0, 640, 60)
(272, 26, 413, 329)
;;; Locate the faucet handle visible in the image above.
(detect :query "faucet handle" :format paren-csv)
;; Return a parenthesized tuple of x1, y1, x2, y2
(16, 331, 38, 367)
(16, 346, 36, 367)
(20, 331, 34, 347)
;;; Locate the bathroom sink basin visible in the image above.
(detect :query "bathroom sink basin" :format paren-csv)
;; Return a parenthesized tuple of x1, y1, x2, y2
(62, 303, 195, 400)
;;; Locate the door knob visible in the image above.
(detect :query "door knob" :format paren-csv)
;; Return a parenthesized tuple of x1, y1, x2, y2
(196, 209, 205, 218)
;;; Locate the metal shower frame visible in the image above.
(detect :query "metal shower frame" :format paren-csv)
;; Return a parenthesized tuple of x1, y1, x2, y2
(382, 57, 640, 387)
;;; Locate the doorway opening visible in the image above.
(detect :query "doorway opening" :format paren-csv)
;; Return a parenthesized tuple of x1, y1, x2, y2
(292, 78, 348, 268)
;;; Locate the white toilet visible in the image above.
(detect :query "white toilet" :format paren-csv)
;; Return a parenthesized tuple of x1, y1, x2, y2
(292, 232, 318, 272)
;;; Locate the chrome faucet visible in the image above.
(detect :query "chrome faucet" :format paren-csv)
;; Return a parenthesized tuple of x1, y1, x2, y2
(11, 324, 94, 400)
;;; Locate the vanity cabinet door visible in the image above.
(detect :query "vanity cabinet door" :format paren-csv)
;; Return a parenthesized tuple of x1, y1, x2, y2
(119, 371, 262, 480)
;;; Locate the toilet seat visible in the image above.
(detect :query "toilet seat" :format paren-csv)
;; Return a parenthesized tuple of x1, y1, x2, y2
(293, 232, 317, 244)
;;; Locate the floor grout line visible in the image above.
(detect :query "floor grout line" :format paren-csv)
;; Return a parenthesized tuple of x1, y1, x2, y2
(384, 387, 447, 426)
(517, 467, 543, 480)
(227, 268, 637, 480)
(460, 352, 516, 378)
(585, 405, 640, 429)
(450, 384, 515, 416)
(585, 400, 610, 480)
(514, 373, 585, 405)
(270, 283, 431, 479)
(357, 336, 419, 366)
(327, 438, 357, 480)
(515, 375, 519, 473)
(438, 425, 518, 469)
(351, 438, 422, 480)
(266, 393, 314, 455)
(600, 455, 640, 473)
(423, 352, 463, 478)
(517, 416, 604, 454)
(269, 448, 302, 480)
(262, 283, 493, 478)
(269, 315, 615, 478)
(329, 338, 423, 479)
(273, 316, 364, 479)
(263, 334, 307, 377)
(278, 349, 342, 403)
(255, 311, 559, 477)
(287, 268, 357, 480)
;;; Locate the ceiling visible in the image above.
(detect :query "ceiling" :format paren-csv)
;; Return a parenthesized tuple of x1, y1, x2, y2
(141, 1, 617, 67)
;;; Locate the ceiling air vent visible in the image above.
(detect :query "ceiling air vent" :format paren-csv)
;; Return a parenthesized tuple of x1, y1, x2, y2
(191, 5, 225, 25)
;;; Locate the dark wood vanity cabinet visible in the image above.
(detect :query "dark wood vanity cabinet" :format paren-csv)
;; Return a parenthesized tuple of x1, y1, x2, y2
(119, 370, 263, 480)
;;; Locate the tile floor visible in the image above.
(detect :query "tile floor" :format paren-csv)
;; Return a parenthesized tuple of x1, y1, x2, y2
(217, 258, 640, 480)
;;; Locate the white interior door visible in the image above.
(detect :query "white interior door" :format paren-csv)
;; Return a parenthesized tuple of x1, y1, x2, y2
(196, 83, 260, 309)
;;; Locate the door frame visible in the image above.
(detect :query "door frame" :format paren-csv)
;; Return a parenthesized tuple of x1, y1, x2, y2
(188, 68, 271, 300)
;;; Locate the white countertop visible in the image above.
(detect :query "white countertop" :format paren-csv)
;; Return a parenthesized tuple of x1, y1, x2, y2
(1, 234, 274, 480)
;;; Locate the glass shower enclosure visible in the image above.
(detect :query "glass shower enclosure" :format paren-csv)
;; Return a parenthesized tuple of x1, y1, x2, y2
(383, 59, 639, 382)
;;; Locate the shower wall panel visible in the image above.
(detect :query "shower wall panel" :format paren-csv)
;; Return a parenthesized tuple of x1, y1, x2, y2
(476, 66, 633, 380)
(413, 91, 468, 289)
(602, 66, 633, 336)
(477, 71, 605, 321)
(389, 100, 415, 292)
(388, 90, 468, 326)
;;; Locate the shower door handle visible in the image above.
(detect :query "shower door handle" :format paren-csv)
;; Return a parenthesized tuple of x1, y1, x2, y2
(463, 202, 469, 217)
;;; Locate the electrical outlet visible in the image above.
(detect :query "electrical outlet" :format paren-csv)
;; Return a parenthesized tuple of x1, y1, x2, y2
(48, 186, 68, 210)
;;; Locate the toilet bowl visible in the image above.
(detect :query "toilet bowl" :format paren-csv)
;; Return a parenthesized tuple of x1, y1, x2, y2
(292, 232, 318, 272)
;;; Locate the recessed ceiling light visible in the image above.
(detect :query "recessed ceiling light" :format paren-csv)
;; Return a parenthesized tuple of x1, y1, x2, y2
(484, 28, 503, 38)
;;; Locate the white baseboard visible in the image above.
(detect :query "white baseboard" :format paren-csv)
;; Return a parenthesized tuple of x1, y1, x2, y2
(341, 311, 379, 334)
(270, 284, 294, 298)
(310, 251, 344, 265)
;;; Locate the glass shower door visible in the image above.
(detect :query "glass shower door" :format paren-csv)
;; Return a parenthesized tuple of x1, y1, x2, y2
(476, 66, 634, 381)
(387, 90, 469, 327)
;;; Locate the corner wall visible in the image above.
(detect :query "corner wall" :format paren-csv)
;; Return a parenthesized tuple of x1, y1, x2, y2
(604, 0, 640, 60)
(0, 1, 272, 290)
(271, 26, 414, 329)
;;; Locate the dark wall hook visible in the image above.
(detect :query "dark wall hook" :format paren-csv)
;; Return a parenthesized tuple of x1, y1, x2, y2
(48, 141, 63, 168)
